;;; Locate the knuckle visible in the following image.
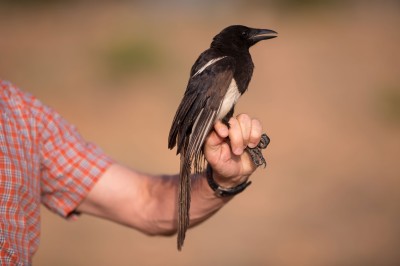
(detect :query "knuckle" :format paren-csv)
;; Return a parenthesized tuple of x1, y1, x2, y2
(237, 113, 251, 124)
(251, 119, 262, 133)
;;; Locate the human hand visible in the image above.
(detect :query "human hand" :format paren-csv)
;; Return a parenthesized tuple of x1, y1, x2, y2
(203, 114, 266, 188)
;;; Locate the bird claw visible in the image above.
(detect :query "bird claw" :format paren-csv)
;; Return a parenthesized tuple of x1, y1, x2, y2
(245, 133, 270, 167)
(258, 133, 270, 149)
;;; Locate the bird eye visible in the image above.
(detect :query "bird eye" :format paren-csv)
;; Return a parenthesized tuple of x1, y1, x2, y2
(241, 31, 247, 36)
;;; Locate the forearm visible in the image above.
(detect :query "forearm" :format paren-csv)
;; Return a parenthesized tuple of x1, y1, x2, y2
(77, 163, 231, 236)
(147, 172, 232, 234)
(128, 167, 234, 235)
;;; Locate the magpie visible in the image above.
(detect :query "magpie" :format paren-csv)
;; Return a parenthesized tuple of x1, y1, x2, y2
(168, 25, 277, 250)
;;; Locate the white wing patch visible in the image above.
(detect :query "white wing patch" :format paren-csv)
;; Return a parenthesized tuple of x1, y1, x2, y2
(217, 78, 240, 120)
(192, 56, 227, 78)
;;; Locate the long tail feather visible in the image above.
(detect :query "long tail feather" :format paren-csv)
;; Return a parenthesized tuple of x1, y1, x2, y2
(177, 152, 192, 250)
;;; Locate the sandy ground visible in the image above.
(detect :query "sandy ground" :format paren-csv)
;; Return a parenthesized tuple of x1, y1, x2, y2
(1, 1, 400, 265)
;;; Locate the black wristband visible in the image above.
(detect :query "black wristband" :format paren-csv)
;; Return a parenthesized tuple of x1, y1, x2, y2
(206, 164, 252, 197)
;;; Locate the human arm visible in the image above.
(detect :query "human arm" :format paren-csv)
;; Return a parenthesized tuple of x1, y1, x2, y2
(76, 114, 264, 235)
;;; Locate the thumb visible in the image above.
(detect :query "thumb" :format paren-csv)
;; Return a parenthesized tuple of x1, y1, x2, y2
(204, 130, 233, 167)
(204, 120, 229, 150)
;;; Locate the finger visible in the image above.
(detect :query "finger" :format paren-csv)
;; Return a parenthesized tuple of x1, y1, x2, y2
(214, 120, 229, 139)
(248, 119, 262, 148)
(204, 130, 232, 167)
(204, 129, 224, 150)
(236, 113, 252, 148)
(228, 117, 244, 156)
(241, 149, 258, 173)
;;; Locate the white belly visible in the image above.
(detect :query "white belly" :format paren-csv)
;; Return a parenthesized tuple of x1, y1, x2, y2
(217, 79, 240, 120)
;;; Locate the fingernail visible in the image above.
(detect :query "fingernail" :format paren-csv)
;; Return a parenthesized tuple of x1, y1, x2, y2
(248, 143, 257, 149)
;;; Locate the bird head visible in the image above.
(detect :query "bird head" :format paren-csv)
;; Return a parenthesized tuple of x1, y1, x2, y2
(211, 25, 277, 53)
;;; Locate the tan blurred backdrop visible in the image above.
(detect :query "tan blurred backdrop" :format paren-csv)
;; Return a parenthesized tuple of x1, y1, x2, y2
(1, 0, 399, 265)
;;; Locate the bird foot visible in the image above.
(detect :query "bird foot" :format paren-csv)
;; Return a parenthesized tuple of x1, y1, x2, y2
(245, 133, 270, 167)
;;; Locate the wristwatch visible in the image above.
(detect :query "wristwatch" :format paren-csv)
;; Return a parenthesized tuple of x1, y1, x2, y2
(205, 164, 252, 197)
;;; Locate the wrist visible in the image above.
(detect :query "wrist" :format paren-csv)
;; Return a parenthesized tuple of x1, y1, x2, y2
(213, 171, 250, 188)
(205, 164, 252, 197)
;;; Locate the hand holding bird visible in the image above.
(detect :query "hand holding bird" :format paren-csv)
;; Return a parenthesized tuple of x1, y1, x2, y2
(204, 115, 264, 188)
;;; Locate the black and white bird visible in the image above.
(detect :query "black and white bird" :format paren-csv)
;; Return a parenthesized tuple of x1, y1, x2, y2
(168, 25, 277, 250)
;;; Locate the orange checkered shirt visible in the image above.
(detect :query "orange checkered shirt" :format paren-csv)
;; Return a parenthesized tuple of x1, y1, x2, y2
(0, 80, 113, 265)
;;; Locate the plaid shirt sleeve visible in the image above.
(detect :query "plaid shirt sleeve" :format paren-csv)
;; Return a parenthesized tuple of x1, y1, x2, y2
(36, 95, 114, 218)
(0, 81, 114, 264)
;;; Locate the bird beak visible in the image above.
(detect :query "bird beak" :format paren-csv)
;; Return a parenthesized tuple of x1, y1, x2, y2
(250, 29, 278, 43)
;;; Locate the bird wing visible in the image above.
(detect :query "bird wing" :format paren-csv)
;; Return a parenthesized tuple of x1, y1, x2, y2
(168, 55, 236, 250)
(168, 55, 235, 156)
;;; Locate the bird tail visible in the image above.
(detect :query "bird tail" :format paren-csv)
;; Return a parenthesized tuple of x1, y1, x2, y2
(177, 151, 192, 251)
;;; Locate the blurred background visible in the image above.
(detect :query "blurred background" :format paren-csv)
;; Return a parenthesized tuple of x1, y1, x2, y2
(1, 0, 400, 265)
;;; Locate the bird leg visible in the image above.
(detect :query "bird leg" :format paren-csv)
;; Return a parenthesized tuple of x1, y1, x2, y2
(245, 133, 270, 167)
